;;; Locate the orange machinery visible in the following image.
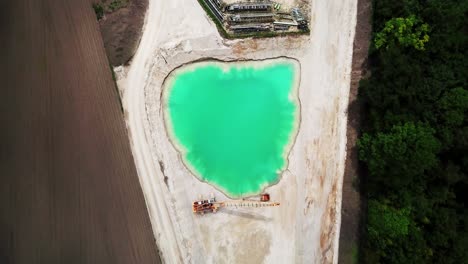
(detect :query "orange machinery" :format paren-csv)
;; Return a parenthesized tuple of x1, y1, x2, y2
(192, 193, 280, 214)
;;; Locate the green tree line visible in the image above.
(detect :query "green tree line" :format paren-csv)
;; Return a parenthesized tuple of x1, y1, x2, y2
(358, 0, 468, 263)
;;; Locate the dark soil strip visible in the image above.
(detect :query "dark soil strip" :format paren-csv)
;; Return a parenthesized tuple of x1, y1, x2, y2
(97, 0, 148, 66)
(0, 1, 161, 263)
(338, 0, 372, 263)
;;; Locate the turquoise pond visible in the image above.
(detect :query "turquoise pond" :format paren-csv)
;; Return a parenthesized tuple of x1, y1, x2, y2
(163, 59, 300, 197)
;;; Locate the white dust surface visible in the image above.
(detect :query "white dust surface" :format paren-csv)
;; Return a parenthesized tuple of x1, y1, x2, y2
(119, 0, 357, 262)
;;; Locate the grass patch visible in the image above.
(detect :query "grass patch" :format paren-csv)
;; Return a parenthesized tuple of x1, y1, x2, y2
(351, 244, 359, 264)
(196, 0, 309, 39)
(92, 3, 104, 20)
(108, 0, 128, 12)
(92, 0, 128, 18)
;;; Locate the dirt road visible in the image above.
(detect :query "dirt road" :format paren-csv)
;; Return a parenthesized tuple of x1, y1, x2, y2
(338, 0, 372, 262)
(0, 1, 160, 263)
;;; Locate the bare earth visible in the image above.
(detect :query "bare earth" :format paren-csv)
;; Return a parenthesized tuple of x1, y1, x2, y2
(338, 0, 372, 262)
(96, 0, 148, 66)
(117, 0, 358, 262)
(0, 1, 160, 263)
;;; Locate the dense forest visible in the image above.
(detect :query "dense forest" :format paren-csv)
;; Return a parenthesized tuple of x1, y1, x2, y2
(358, 0, 468, 263)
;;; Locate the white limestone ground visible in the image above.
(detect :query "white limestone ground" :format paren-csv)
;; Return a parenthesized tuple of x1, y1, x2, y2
(116, 0, 357, 262)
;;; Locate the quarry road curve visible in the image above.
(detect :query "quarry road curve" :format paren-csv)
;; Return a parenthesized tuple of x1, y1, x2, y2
(122, 0, 186, 262)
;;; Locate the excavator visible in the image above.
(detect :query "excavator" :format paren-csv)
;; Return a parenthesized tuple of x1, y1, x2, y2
(192, 193, 280, 214)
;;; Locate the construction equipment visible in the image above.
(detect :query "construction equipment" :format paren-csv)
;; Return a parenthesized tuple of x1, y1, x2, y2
(192, 193, 280, 214)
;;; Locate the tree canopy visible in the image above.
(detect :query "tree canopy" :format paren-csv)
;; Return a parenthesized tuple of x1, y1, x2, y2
(359, 0, 468, 263)
(359, 123, 440, 192)
(375, 15, 430, 50)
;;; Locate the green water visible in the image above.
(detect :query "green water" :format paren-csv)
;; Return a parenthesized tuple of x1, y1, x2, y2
(164, 60, 299, 197)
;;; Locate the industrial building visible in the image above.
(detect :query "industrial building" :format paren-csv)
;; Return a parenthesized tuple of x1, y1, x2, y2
(226, 2, 273, 12)
(291, 7, 308, 29)
(229, 13, 275, 24)
(273, 20, 298, 31)
(230, 24, 271, 33)
(201, 0, 308, 35)
(206, 0, 224, 22)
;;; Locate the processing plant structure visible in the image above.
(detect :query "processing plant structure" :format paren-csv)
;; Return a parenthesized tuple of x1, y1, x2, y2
(202, 0, 309, 34)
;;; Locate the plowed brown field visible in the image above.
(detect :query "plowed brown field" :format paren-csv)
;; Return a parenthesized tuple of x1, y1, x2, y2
(0, 1, 160, 263)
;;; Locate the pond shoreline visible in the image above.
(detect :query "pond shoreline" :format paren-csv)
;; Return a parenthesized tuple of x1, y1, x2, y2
(161, 58, 302, 198)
